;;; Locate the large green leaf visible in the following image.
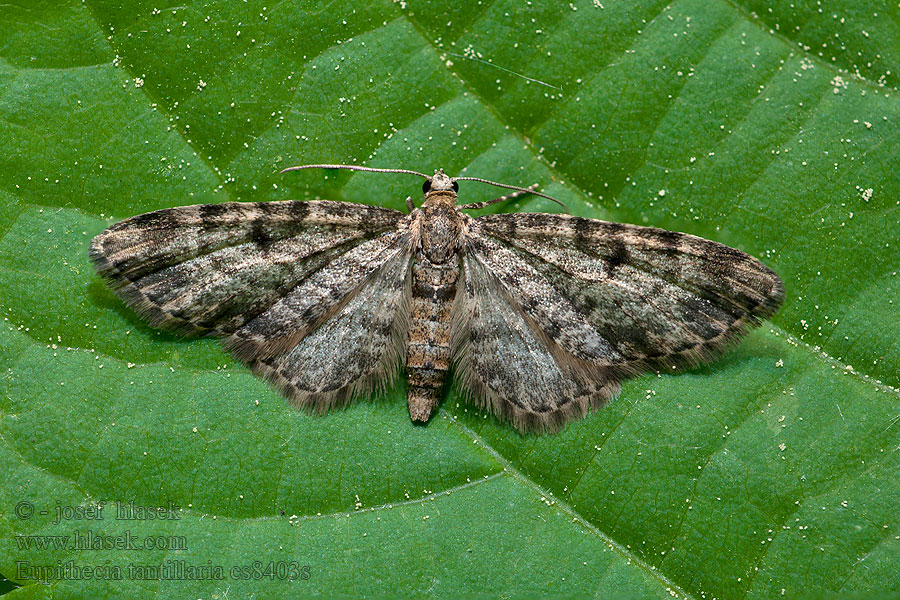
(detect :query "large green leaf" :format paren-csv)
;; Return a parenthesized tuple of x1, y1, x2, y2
(1, 0, 898, 597)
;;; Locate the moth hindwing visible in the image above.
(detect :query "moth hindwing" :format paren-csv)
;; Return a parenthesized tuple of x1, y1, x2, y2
(91, 166, 784, 433)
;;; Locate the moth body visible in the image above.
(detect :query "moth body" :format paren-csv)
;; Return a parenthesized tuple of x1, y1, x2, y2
(406, 171, 468, 421)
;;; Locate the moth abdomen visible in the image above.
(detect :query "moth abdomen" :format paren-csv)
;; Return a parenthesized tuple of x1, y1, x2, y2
(406, 255, 459, 422)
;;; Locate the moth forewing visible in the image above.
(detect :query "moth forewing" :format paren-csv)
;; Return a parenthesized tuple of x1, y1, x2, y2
(90, 166, 784, 433)
(454, 212, 784, 432)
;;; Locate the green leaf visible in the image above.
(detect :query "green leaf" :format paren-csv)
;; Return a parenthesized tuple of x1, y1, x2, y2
(1, 0, 898, 598)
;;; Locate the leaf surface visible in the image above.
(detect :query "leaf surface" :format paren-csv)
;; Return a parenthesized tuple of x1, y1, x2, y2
(1, 0, 898, 597)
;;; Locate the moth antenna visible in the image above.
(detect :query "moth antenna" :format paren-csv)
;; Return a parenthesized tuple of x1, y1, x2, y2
(453, 176, 567, 210)
(281, 164, 430, 178)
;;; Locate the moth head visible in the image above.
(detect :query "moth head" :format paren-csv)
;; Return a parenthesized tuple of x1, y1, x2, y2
(423, 169, 459, 195)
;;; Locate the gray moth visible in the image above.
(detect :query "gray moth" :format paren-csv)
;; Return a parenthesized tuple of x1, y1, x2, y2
(89, 165, 784, 433)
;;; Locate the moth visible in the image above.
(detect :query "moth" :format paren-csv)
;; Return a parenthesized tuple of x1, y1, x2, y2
(90, 164, 784, 433)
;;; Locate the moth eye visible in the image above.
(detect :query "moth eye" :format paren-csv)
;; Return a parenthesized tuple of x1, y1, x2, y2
(422, 179, 432, 194)
(451, 181, 459, 192)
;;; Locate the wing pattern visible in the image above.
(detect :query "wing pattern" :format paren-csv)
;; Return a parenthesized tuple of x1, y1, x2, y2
(90, 200, 413, 406)
(454, 212, 784, 432)
(91, 195, 784, 433)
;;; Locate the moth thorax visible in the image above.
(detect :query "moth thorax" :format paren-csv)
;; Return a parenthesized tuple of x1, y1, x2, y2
(419, 202, 462, 264)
